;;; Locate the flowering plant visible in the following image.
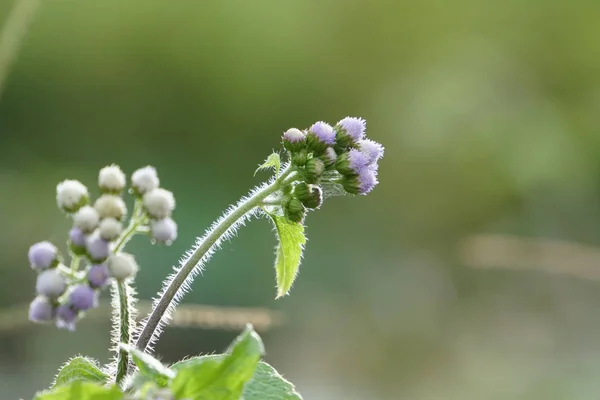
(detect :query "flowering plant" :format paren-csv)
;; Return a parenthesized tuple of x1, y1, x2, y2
(26, 118, 384, 400)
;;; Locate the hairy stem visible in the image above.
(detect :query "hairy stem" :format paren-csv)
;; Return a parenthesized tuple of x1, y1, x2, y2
(135, 167, 296, 352)
(111, 199, 144, 385)
(0, 0, 41, 100)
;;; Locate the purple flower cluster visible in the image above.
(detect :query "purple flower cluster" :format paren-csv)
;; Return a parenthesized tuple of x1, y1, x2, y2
(27, 164, 177, 330)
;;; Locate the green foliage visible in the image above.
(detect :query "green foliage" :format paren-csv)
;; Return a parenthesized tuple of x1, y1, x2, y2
(120, 343, 175, 387)
(170, 325, 264, 400)
(269, 215, 306, 298)
(254, 153, 281, 177)
(34, 381, 122, 400)
(52, 356, 109, 388)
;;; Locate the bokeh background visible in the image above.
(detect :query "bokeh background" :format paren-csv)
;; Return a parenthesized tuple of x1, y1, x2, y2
(2, 1, 600, 399)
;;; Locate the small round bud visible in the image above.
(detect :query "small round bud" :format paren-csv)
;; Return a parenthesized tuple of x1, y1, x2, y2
(336, 117, 366, 146)
(98, 218, 122, 241)
(286, 197, 305, 214)
(131, 166, 160, 195)
(306, 121, 335, 155)
(321, 147, 337, 167)
(282, 128, 306, 152)
(69, 284, 98, 311)
(86, 233, 111, 262)
(305, 158, 325, 183)
(151, 218, 178, 244)
(107, 252, 138, 281)
(292, 149, 308, 166)
(69, 227, 87, 255)
(87, 264, 110, 288)
(358, 139, 384, 165)
(143, 188, 175, 220)
(36, 269, 67, 298)
(56, 180, 89, 213)
(293, 182, 310, 200)
(56, 304, 78, 331)
(94, 194, 127, 221)
(98, 164, 127, 193)
(29, 296, 55, 323)
(28, 241, 58, 270)
(336, 149, 368, 176)
(304, 186, 323, 209)
(73, 205, 100, 233)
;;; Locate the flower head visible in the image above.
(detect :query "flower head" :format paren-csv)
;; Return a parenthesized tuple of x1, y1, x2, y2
(107, 252, 138, 281)
(337, 117, 366, 142)
(28, 241, 58, 270)
(98, 218, 122, 241)
(86, 233, 111, 262)
(151, 218, 178, 244)
(131, 166, 160, 195)
(69, 285, 98, 311)
(143, 188, 176, 220)
(29, 296, 55, 323)
(358, 139, 384, 165)
(56, 180, 89, 213)
(94, 194, 127, 221)
(309, 122, 335, 145)
(336, 149, 369, 176)
(282, 128, 306, 152)
(69, 227, 86, 247)
(342, 167, 379, 195)
(56, 304, 78, 331)
(87, 264, 110, 288)
(73, 205, 100, 233)
(99, 164, 127, 193)
(36, 269, 67, 298)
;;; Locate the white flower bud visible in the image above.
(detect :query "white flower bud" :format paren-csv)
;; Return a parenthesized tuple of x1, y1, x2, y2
(94, 194, 127, 220)
(99, 164, 126, 193)
(98, 217, 122, 241)
(131, 166, 159, 195)
(107, 252, 138, 281)
(56, 180, 89, 213)
(73, 205, 100, 233)
(36, 269, 66, 298)
(143, 188, 175, 219)
(151, 217, 178, 244)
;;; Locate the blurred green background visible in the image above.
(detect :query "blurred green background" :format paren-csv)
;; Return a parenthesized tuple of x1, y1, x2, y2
(3, 0, 600, 399)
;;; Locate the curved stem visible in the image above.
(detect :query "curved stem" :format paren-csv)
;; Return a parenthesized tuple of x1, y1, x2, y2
(112, 199, 144, 385)
(135, 167, 296, 351)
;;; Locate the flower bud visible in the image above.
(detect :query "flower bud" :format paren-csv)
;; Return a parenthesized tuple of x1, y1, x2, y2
(292, 149, 308, 166)
(56, 180, 89, 213)
(131, 166, 160, 195)
(73, 205, 100, 233)
(69, 284, 98, 311)
(342, 167, 379, 195)
(306, 121, 335, 155)
(282, 128, 306, 152)
(94, 194, 127, 221)
(28, 241, 59, 270)
(87, 264, 110, 288)
(98, 218, 122, 241)
(335, 117, 366, 148)
(86, 233, 111, 262)
(285, 198, 306, 223)
(143, 188, 175, 220)
(335, 149, 368, 176)
(107, 252, 138, 281)
(36, 269, 67, 298)
(98, 164, 127, 193)
(305, 158, 325, 183)
(151, 218, 178, 245)
(56, 304, 78, 331)
(321, 147, 337, 168)
(29, 296, 55, 323)
(69, 227, 87, 255)
(303, 185, 323, 209)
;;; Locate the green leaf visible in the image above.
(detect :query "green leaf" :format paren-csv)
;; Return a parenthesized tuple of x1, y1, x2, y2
(254, 152, 281, 177)
(170, 324, 264, 400)
(34, 381, 122, 400)
(119, 343, 175, 387)
(269, 214, 306, 298)
(52, 356, 109, 388)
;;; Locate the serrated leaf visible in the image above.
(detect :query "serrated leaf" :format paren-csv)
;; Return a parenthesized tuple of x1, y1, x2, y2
(119, 343, 174, 387)
(52, 356, 109, 388)
(254, 153, 281, 177)
(34, 381, 122, 400)
(170, 324, 264, 400)
(269, 214, 306, 298)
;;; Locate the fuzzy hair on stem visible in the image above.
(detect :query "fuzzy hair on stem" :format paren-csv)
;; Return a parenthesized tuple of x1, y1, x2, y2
(133, 164, 297, 353)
